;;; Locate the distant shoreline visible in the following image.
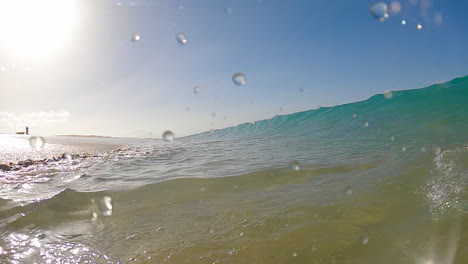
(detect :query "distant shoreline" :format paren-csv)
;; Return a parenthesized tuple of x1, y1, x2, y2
(55, 135, 113, 138)
(0, 134, 126, 165)
(0, 133, 112, 138)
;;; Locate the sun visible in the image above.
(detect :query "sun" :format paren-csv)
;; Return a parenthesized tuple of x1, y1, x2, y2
(0, 0, 78, 60)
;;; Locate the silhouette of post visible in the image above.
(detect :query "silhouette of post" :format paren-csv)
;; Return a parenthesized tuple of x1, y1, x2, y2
(25, 126, 29, 135)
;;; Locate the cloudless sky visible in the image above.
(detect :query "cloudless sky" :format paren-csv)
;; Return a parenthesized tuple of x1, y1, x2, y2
(0, 0, 467, 137)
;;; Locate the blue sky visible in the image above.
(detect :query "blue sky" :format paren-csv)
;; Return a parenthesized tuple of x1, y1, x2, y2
(0, 0, 467, 137)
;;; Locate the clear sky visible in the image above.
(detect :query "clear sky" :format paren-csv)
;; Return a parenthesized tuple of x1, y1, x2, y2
(0, 0, 467, 138)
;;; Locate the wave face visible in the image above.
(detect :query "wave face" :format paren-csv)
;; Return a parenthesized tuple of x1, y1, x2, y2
(0, 77, 467, 263)
(193, 76, 467, 144)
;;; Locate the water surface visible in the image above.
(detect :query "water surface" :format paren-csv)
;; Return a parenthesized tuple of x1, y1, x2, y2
(0, 77, 467, 263)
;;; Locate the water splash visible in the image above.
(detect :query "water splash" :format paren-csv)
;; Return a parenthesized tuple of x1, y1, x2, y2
(425, 146, 468, 216)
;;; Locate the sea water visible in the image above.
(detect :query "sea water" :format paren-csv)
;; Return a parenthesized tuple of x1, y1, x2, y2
(0, 76, 467, 263)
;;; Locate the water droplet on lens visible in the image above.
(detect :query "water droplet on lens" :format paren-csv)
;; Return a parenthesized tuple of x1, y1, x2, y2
(132, 33, 141, 42)
(232, 73, 247, 86)
(370, 2, 389, 22)
(200, 187, 205, 192)
(361, 236, 369, 245)
(194, 86, 200, 94)
(99, 196, 113, 216)
(29, 137, 45, 150)
(228, 248, 237, 255)
(390, 1, 401, 14)
(383, 90, 393, 99)
(401, 19, 407, 25)
(212, 112, 216, 118)
(289, 160, 300, 171)
(62, 153, 72, 161)
(292, 252, 298, 257)
(352, 113, 357, 118)
(177, 33, 187, 44)
(402, 146, 407, 152)
(300, 88, 304, 93)
(390, 136, 395, 141)
(162, 131, 174, 142)
(434, 12, 443, 26)
(225, 7, 232, 14)
(364, 122, 369, 127)
(417, 24, 423, 30)
(345, 185, 353, 195)
(421, 147, 426, 152)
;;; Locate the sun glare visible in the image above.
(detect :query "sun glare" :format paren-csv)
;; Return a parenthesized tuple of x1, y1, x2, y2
(0, 0, 78, 60)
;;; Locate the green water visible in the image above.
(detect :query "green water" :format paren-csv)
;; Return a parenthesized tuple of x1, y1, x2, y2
(0, 77, 467, 263)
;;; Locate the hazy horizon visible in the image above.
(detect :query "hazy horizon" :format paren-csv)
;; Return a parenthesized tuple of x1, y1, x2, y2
(1, 74, 462, 139)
